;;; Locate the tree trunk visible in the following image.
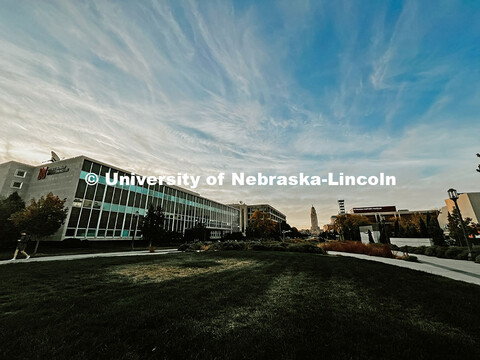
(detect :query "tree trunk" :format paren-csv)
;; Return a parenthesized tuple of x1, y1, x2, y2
(33, 239, 40, 255)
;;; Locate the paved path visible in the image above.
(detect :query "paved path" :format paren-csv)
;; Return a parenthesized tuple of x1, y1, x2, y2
(0, 248, 179, 265)
(328, 251, 480, 286)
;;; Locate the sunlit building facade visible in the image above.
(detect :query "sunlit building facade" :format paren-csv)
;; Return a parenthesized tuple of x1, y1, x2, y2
(0, 155, 240, 241)
(228, 202, 286, 235)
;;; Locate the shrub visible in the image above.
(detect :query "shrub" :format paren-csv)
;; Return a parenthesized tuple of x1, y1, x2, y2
(424, 246, 438, 257)
(178, 242, 208, 252)
(287, 243, 325, 254)
(248, 241, 267, 251)
(412, 246, 426, 255)
(178, 240, 328, 255)
(475, 254, 480, 264)
(445, 247, 465, 259)
(209, 241, 246, 251)
(177, 243, 189, 251)
(399, 245, 416, 254)
(404, 255, 418, 262)
(434, 247, 447, 258)
(455, 250, 470, 261)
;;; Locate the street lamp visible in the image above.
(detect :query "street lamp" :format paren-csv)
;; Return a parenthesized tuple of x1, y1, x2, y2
(448, 188, 472, 260)
(131, 211, 139, 251)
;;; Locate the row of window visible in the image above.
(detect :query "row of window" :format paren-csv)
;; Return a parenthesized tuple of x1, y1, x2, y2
(65, 160, 240, 238)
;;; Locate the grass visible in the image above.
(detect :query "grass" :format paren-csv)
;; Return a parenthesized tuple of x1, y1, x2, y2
(1, 251, 479, 359)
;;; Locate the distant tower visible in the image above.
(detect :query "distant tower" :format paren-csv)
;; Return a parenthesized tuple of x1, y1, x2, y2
(338, 200, 345, 215)
(311, 206, 320, 234)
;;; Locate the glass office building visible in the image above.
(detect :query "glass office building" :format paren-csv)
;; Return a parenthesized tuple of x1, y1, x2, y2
(0, 156, 240, 241)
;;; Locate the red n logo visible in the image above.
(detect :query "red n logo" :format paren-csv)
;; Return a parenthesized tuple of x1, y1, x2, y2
(38, 167, 48, 180)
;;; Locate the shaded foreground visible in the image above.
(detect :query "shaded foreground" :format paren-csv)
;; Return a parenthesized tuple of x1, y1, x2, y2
(1, 251, 479, 359)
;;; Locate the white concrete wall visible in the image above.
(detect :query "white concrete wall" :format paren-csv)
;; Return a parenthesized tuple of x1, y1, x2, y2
(359, 225, 380, 244)
(390, 237, 432, 247)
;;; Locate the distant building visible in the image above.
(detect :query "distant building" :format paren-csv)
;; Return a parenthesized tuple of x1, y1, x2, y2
(323, 215, 337, 232)
(338, 199, 345, 215)
(323, 205, 439, 231)
(310, 206, 320, 234)
(350, 206, 438, 223)
(0, 155, 240, 241)
(438, 192, 480, 233)
(229, 202, 286, 235)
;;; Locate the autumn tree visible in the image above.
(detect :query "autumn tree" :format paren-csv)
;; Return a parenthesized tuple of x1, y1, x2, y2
(246, 210, 279, 240)
(0, 192, 25, 248)
(447, 209, 477, 246)
(334, 214, 371, 241)
(10, 193, 68, 253)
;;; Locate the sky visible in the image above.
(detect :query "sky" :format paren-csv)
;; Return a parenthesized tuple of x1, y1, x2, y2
(0, 0, 479, 228)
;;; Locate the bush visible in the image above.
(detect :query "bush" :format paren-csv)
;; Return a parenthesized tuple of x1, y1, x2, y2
(178, 240, 328, 255)
(178, 242, 208, 252)
(404, 255, 418, 262)
(433, 247, 447, 258)
(424, 246, 438, 257)
(475, 254, 480, 264)
(445, 247, 465, 259)
(399, 245, 416, 254)
(412, 246, 426, 255)
(455, 250, 470, 261)
(287, 243, 326, 254)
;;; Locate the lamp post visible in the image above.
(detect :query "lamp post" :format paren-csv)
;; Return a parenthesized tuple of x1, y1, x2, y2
(131, 211, 139, 251)
(448, 188, 472, 260)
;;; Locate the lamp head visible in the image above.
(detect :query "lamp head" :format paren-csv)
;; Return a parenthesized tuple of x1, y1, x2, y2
(447, 188, 458, 201)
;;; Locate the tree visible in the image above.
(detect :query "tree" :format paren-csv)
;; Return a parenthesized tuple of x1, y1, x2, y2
(446, 209, 477, 246)
(246, 210, 279, 240)
(0, 192, 26, 248)
(367, 229, 374, 244)
(10, 193, 68, 254)
(334, 214, 371, 241)
(184, 221, 210, 242)
(426, 215, 446, 246)
(419, 218, 429, 237)
(142, 204, 166, 247)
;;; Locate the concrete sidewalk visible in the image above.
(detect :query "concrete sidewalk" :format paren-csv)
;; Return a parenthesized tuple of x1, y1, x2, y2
(328, 251, 480, 286)
(0, 248, 179, 265)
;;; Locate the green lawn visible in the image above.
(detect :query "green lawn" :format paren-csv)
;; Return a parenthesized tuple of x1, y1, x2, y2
(1, 251, 479, 359)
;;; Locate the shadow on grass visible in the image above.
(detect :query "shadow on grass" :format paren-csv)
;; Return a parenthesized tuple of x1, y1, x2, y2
(0, 251, 479, 359)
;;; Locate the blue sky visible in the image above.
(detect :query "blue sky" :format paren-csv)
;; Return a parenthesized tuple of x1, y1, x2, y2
(1, 0, 479, 228)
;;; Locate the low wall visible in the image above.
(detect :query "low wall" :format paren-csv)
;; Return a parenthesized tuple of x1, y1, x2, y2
(390, 237, 432, 247)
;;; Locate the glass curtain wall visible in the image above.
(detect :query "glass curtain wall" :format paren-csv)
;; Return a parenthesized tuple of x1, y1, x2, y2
(65, 160, 239, 239)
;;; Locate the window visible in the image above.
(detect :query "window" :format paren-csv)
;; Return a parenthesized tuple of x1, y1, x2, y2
(14, 169, 27, 178)
(11, 181, 23, 189)
(104, 186, 114, 203)
(82, 160, 92, 172)
(95, 184, 106, 202)
(78, 209, 91, 228)
(91, 162, 101, 175)
(75, 181, 87, 198)
(68, 208, 81, 228)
